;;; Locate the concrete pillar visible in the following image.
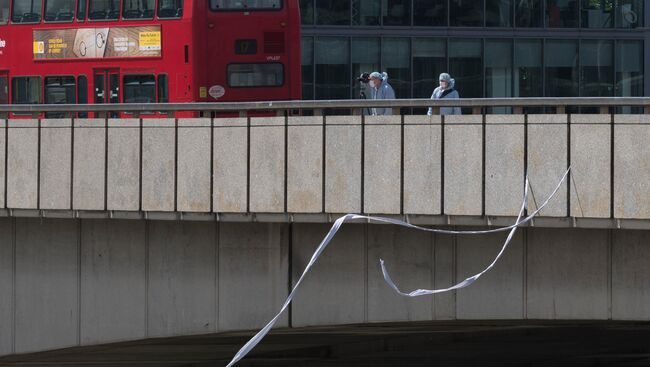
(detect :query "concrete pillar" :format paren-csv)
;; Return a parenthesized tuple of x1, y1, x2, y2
(213, 118, 247, 213)
(612, 230, 650, 320)
(107, 119, 140, 211)
(14, 218, 78, 353)
(148, 221, 216, 336)
(40, 119, 71, 210)
(80, 219, 145, 344)
(218, 223, 288, 331)
(141, 119, 175, 212)
(0, 218, 12, 355)
(526, 228, 609, 319)
(7, 120, 38, 209)
(570, 115, 611, 218)
(249, 117, 285, 213)
(614, 115, 650, 219)
(527, 115, 568, 217)
(325, 116, 362, 213)
(444, 115, 482, 215)
(177, 119, 211, 212)
(287, 116, 322, 213)
(364, 116, 401, 214)
(433, 232, 456, 320)
(456, 230, 524, 319)
(292, 223, 365, 326)
(366, 224, 432, 322)
(73, 119, 105, 211)
(485, 115, 525, 217)
(403, 115, 441, 215)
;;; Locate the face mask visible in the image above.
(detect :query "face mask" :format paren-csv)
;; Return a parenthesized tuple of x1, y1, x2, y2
(369, 81, 376, 88)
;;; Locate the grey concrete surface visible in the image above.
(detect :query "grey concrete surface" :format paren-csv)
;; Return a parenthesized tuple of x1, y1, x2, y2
(73, 119, 105, 210)
(39, 119, 71, 210)
(0, 219, 11, 355)
(287, 116, 322, 213)
(7, 120, 38, 209)
(249, 117, 285, 213)
(80, 219, 146, 344)
(456, 230, 524, 319)
(612, 230, 650, 320)
(0, 120, 5, 209)
(325, 116, 362, 213)
(485, 115, 525, 217)
(148, 221, 216, 336)
(444, 115, 483, 215)
(526, 228, 609, 320)
(292, 223, 365, 327)
(364, 116, 401, 214)
(527, 115, 568, 217)
(366, 225, 432, 322)
(219, 223, 288, 331)
(14, 218, 78, 353)
(403, 115, 441, 215)
(570, 115, 610, 218)
(213, 118, 247, 213)
(614, 115, 650, 219)
(433, 232, 456, 320)
(177, 119, 211, 212)
(141, 119, 175, 212)
(107, 119, 140, 211)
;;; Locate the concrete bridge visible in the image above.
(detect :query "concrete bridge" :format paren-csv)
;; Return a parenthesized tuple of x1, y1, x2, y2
(1, 99, 650, 366)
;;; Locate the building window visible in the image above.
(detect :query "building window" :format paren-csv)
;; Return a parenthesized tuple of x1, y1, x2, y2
(315, 37, 349, 99)
(545, 39, 578, 97)
(157, 0, 182, 18)
(300, 0, 313, 24)
(44, 0, 75, 21)
(382, 37, 410, 99)
(382, 0, 409, 26)
(449, 39, 483, 99)
(616, 0, 642, 28)
(450, 0, 483, 26)
(315, 0, 349, 25)
(413, 0, 446, 26)
(546, 0, 578, 27)
(485, 39, 512, 98)
(157, 74, 168, 102)
(123, 75, 156, 103)
(12, 77, 41, 104)
(88, 0, 119, 20)
(12, 0, 42, 22)
(352, 37, 379, 99)
(581, 0, 613, 28)
(0, 0, 10, 23)
(123, 0, 154, 19)
(302, 37, 314, 100)
(515, 0, 542, 27)
(616, 40, 642, 97)
(227, 63, 284, 87)
(352, 0, 379, 25)
(580, 40, 614, 97)
(487, 0, 512, 27)
(514, 39, 542, 98)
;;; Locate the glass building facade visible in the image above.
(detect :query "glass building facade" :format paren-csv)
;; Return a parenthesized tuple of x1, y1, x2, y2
(300, 0, 646, 105)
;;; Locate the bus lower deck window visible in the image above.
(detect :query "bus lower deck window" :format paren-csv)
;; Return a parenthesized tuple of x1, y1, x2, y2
(123, 75, 156, 103)
(227, 63, 283, 87)
(11, 77, 41, 104)
(11, 0, 42, 22)
(210, 0, 281, 11)
(45, 76, 76, 117)
(157, 74, 168, 102)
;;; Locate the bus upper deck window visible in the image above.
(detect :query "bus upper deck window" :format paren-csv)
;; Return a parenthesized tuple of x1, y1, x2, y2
(0, 0, 9, 23)
(157, 0, 182, 18)
(210, 0, 282, 11)
(77, 0, 86, 20)
(44, 0, 75, 21)
(123, 0, 154, 19)
(11, 0, 42, 22)
(88, 0, 119, 20)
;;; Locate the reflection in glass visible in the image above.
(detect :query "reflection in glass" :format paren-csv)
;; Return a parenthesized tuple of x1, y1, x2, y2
(581, 0, 613, 28)
(515, 0, 542, 27)
(545, 40, 578, 97)
(450, 0, 483, 26)
(352, 38, 379, 101)
(486, 0, 512, 27)
(486, 39, 512, 113)
(616, 0, 643, 28)
(382, 38, 410, 100)
(316, 0, 350, 25)
(382, 0, 409, 26)
(302, 37, 314, 100)
(616, 40, 643, 97)
(514, 39, 542, 97)
(546, 0, 578, 27)
(413, 38, 446, 99)
(315, 37, 350, 100)
(300, 0, 313, 24)
(413, 0, 446, 26)
(352, 0, 379, 25)
(580, 40, 613, 97)
(449, 39, 483, 99)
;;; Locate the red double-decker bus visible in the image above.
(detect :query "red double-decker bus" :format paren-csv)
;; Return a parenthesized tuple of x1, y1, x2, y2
(0, 0, 301, 116)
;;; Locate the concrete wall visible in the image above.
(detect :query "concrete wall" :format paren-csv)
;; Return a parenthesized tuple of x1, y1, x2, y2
(0, 218, 649, 357)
